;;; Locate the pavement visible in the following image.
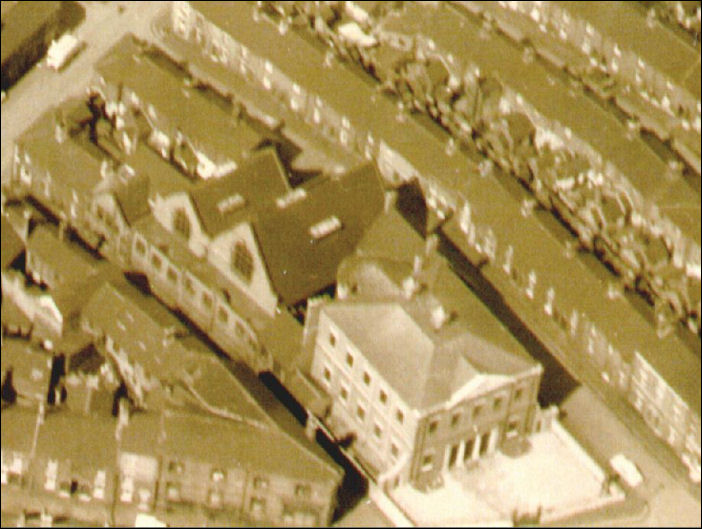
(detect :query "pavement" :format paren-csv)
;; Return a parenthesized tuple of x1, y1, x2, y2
(389, 427, 617, 527)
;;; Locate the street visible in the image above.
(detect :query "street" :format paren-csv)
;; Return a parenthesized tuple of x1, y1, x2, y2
(561, 385, 701, 527)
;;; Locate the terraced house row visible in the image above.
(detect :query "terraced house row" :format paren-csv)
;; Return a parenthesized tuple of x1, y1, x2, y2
(302, 0, 701, 337)
(164, 1, 700, 482)
(1, 217, 343, 527)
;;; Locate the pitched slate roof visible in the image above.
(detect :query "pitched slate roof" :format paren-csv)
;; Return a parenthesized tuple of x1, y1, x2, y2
(95, 35, 265, 167)
(111, 171, 151, 226)
(26, 225, 100, 287)
(121, 407, 341, 486)
(81, 278, 188, 377)
(0, 404, 40, 454)
(254, 162, 385, 305)
(1, 339, 52, 402)
(35, 412, 117, 469)
(1, 215, 24, 269)
(17, 100, 103, 197)
(328, 209, 538, 410)
(189, 147, 291, 237)
(323, 297, 534, 411)
(1, 1, 63, 67)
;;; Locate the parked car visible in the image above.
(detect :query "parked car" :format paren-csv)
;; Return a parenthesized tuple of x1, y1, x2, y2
(46, 34, 86, 72)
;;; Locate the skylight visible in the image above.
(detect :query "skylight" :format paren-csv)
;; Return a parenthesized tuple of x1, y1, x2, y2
(217, 193, 246, 214)
(309, 215, 342, 240)
(275, 188, 307, 209)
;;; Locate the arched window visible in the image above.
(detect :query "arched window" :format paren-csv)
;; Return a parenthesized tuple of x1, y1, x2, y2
(232, 242, 253, 283)
(173, 208, 190, 239)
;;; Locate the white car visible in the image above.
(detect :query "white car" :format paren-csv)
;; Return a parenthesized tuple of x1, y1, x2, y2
(609, 453, 644, 488)
(46, 34, 86, 71)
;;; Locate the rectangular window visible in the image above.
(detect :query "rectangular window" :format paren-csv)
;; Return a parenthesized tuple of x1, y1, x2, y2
(451, 413, 461, 427)
(184, 276, 194, 294)
(323, 366, 331, 382)
(373, 424, 383, 438)
(295, 484, 311, 498)
(514, 388, 523, 401)
(218, 307, 229, 324)
(421, 453, 433, 470)
(253, 476, 268, 489)
(168, 461, 184, 474)
(202, 292, 213, 309)
(379, 390, 388, 404)
(151, 253, 162, 271)
(464, 438, 475, 461)
(340, 385, 349, 401)
(428, 420, 438, 435)
(363, 372, 371, 385)
(493, 397, 503, 411)
(167, 267, 178, 284)
(329, 332, 336, 346)
(250, 496, 265, 514)
(473, 405, 483, 419)
(346, 352, 354, 368)
(395, 409, 404, 424)
(390, 443, 399, 458)
(357, 405, 366, 421)
(166, 482, 181, 502)
(135, 239, 146, 256)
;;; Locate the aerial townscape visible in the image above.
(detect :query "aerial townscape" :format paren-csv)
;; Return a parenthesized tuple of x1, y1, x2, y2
(1, 1, 700, 527)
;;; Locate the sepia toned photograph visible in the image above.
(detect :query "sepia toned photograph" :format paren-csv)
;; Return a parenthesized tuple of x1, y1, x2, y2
(1, 1, 700, 527)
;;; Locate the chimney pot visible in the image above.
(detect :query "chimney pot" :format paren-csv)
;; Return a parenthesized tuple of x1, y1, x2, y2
(430, 304, 449, 331)
(413, 254, 423, 275)
(402, 276, 419, 299)
(425, 234, 439, 256)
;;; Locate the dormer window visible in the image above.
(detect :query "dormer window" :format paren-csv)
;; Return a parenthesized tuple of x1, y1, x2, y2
(173, 208, 191, 239)
(232, 242, 253, 283)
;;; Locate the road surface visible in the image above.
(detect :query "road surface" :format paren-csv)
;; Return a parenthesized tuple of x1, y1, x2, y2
(561, 385, 701, 527)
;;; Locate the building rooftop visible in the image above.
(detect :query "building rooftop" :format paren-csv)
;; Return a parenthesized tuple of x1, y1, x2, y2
(323, 297, 534, 412)
(254, 162, 385, 305)
(17, 101, 104, 197)
(34, 411, 117, 470)
(1, 1, 63, 67)
(0, 404, 40, 454)
(121, 406, 342, 486)
(557, 1, 701, 97)
(442, 164, 701, 414)
(95, 35, 266, 168)
(1, 215, 25, 269)
(0, 339, 52, 402)
(381, 2, 701, 242)
(26, 224, 99, 286)
(346, 209, 536, 364)
(189, 146, 290, 237)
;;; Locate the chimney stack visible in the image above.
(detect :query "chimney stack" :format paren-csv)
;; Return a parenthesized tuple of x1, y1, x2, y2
(413, 254, 424, 276)
(402, 275, 419, 299)
(424, 234, 439, 257)
(383, 190, 397, 213)
(115, 398, 129, 441)
(54, 109, 67, 144)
